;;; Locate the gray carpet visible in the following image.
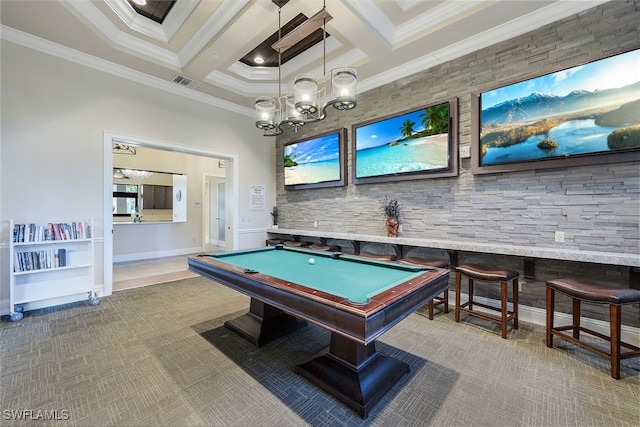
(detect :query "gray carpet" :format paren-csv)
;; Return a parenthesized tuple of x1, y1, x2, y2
(1, 276, 639, 426)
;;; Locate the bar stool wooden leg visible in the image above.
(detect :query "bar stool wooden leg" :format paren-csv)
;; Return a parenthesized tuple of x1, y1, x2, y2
(443, 290, 449, 313)
(573, 298, 581, 340)
(611, 304, 621, 379)
(455, 273, 461, 323)
(512, 278, 519, 330)
(546, 287, 554, 347)
(501, 280, 508, 339)
(468, 278, 474, 310)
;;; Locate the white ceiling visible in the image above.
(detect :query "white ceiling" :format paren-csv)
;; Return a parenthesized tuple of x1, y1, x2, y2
(0, 0, 609, 117)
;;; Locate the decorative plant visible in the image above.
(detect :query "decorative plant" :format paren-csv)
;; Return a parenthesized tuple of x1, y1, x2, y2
(271, 206, 279, 226)
(383, 197, 400, 220)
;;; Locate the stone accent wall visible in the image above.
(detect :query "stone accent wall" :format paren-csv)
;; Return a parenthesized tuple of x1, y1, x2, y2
(273, 2, 640, 325)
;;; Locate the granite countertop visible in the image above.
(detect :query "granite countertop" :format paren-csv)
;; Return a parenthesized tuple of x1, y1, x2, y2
(268, 228, 640, 267)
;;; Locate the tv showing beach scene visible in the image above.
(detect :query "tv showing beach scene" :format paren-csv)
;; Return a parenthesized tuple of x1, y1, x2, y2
(479, 49, 640, 167)
(283, 128, 347, 190)
(353, 101, 453, 183)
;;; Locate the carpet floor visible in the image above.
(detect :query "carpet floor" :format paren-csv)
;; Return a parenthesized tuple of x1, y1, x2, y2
(1, 276, 639, 426)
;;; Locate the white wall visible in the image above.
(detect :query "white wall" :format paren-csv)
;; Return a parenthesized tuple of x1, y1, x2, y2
(0, 40, 276, 309)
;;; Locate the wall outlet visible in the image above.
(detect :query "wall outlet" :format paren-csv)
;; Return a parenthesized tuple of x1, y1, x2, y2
(460, 146, 471, 158)
(398, 224, 403, 233)
(554, 231, 565, 243)
(313, 221, 318, 228)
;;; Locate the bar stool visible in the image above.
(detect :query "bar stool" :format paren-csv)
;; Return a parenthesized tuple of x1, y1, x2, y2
(359, 252, 396, 262)
(266, 238, 285, 246)
(546, 278, 640, 379)
(282, 240, 311, 248)
(455, 263, 519, 339)
(307, 243, 341, 252)
(398, 257, 449, 320)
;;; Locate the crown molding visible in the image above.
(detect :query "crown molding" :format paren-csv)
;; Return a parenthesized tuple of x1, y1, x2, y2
(1, 25, 254, 118)
(104, 0, 200, 43)
(61, 0, 181, 69)
(357, 0, 611, 93)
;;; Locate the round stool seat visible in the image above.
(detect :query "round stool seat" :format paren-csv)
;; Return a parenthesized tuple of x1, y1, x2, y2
(307, 243, 341, 252)
(456, 263, 519, 282)
(266, 238, 285, 246)
(283, 240, 311, 247)
(547, 278, 640, 305)
(359, 252, 396, 262)
(399, 257, 448, 268)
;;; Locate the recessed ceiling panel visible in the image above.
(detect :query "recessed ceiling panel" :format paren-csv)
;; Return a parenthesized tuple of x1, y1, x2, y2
(239, 13, 330, 68)
(127, 0, 176, 24)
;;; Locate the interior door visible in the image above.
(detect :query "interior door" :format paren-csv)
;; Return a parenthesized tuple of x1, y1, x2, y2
(217, 181, 226, 244)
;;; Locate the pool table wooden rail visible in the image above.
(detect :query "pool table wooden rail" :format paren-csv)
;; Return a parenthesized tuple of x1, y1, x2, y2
(188, 253, 449, 346)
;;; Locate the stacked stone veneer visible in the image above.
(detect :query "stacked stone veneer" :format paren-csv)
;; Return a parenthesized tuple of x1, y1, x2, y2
(274, 1, 640, 326)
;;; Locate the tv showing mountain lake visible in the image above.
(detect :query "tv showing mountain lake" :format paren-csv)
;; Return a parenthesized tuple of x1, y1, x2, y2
(478, 49, 640, 169)
(283, 128, 347, 190)
(353, 99, 458, 184)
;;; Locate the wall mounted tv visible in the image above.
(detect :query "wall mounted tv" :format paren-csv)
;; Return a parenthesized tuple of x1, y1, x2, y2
(352, 98, 458, 184)
(471, 48, 640, 174)
(283, 128, 347, 190)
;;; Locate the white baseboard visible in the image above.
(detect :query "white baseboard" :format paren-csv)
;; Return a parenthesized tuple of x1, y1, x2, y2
(113, 246, 203, 263)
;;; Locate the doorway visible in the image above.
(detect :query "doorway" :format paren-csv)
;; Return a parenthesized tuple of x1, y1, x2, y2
(204, 175, 226, 251)
(103, 132, 239, 298)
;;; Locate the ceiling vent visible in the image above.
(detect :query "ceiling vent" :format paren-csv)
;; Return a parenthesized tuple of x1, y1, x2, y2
(171, 75, 200, 90)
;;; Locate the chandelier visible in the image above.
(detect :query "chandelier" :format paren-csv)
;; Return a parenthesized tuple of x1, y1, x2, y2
(117, 168, 153, 179)
(255, 0, 357, 136)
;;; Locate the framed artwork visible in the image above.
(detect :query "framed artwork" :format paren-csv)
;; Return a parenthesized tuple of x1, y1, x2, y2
(352, 98, 458, 184)
(471, 48, 640, 174)
(283, 128, 347, 190)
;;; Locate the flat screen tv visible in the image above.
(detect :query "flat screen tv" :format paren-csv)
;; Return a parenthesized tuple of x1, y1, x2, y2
(283, 128, 347, 190)
(352, 98, 458, 184)
(471, 48, 640, 174)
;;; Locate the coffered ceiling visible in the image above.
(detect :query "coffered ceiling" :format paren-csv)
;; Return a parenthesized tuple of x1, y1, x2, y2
(0, 0, 609, 117)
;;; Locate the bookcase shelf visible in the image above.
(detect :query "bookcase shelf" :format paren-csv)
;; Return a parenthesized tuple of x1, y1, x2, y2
(9, 219, 99, 321)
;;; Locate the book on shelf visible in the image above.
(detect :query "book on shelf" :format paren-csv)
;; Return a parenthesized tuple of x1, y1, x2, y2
(12, 221, 90, 243)
(13, 248, 67, 272)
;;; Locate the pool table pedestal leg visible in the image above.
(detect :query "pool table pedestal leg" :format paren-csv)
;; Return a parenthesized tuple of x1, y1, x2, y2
(294, 333, 410, 419)
(224, 298, 307, 348)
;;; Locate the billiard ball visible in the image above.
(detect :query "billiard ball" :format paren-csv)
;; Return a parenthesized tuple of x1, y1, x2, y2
(308, 258, 315, 265)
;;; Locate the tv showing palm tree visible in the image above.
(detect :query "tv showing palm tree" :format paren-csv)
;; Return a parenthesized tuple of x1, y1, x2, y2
(283, 128, 347, 190)
(352, 99, 457, 183)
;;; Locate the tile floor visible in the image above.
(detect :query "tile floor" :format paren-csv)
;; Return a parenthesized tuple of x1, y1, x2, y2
(112, 251, 220, 291)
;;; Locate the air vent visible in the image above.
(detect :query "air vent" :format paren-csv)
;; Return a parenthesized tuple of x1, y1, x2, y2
(171, 75, 201, 90)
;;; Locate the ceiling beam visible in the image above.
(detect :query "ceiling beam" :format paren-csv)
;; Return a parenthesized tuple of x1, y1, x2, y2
(272, 8, 332, 53)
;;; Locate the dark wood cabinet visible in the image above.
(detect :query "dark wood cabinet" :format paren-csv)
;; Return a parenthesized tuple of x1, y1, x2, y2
(142, 185, 173, 209)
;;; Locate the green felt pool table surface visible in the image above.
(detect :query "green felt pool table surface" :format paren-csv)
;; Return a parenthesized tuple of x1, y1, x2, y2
(211, 246, 426, 304)
(188, 245, 449, 418)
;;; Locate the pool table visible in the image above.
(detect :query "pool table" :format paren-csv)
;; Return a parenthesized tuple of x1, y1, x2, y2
(188, 245, 449, 418)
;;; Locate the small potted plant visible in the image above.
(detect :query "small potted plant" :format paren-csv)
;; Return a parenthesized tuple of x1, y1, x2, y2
(383, 197, 400, 237)
(271, 206, 279, 229)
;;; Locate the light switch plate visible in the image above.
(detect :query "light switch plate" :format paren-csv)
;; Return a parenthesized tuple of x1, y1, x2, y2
(460, 146, 471, 158)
